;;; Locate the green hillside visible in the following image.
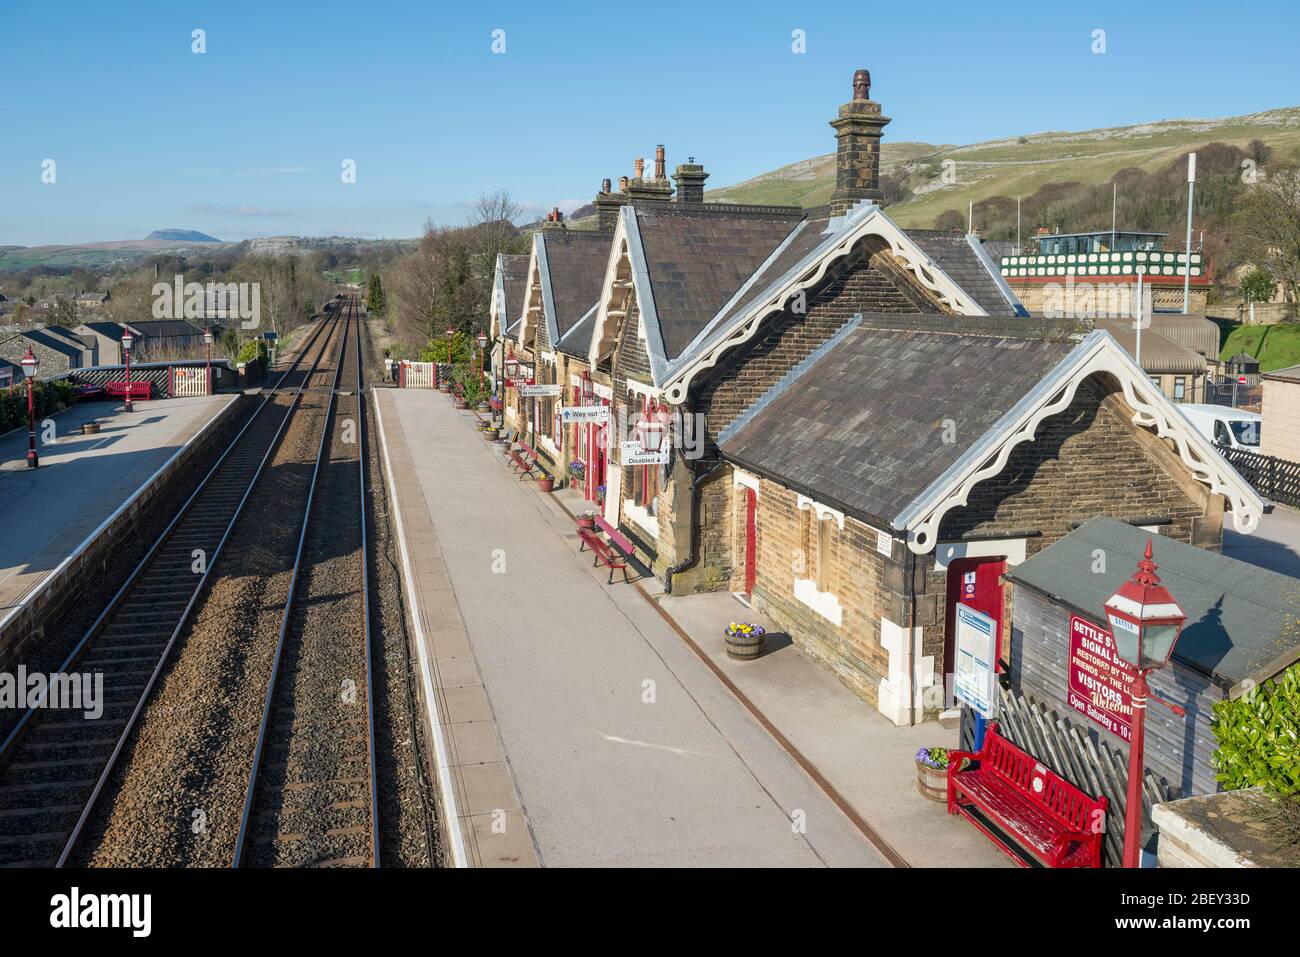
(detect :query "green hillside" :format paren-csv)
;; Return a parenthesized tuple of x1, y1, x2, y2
(709, 108, 1300, 230)
(1218, 322, 1300, 372)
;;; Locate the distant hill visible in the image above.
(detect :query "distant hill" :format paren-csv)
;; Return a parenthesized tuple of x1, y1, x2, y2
(708, 107, 1300, 229)
(146, 228, 221, 242)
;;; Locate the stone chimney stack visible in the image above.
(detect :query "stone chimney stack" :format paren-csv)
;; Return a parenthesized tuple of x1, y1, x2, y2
(594, 177, 627, 232)
(626, 150, 673, 202)
(673, 157, 709, 203)
(542, 206, 565, 229)
(829, 68, 891, 215)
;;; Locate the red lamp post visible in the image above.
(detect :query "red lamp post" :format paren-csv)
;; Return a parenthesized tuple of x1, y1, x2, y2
(476, 331, 488, 389)
(1103, 539, 1187, 868)
(203, 327, 215, 395)
(636, 403, 671, 453)
(445, 327, 455, 366)
(21, 347, 39, 469)
(121, 329, 134, 413)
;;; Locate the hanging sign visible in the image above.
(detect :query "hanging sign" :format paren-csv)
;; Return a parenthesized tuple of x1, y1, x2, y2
(1067, 615, 1137, 743)
(519, 383, 562, 398)
(562, 405, 609, 424)
(953, 604, 997, 718)
(620, 441, 669, 466)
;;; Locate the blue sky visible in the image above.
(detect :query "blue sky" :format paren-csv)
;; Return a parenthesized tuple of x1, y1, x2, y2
(3, 0, 1298, 246)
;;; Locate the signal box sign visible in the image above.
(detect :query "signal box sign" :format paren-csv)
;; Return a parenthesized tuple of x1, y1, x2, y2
(1067, 615, 1137, 743)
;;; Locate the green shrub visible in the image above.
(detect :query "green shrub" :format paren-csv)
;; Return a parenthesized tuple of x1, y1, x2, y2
(1, 378, 79, 434)
(1212, 662, 1300, 796)
(235, 339, 268, 364)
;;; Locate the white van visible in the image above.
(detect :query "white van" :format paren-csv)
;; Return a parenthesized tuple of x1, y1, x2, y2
(1179, 404, 1262, 450)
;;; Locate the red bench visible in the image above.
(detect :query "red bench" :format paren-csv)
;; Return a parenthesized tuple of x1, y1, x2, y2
(577, 527, 629, 584)
(947, 722, 1106, 868)
(105, 380, 152, 400)
(594, 515, 635, 560)
(509, 442, 539, 479)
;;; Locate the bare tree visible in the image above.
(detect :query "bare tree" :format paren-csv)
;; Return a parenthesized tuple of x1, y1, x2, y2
(1233, 169, 1300, 304)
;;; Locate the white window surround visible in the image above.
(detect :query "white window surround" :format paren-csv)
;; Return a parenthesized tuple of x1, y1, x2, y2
(622, 499, 658, 537)
(538, 433, 560, 458)
(932, 537, 1028, 572)
(732, 469, 761, 497)
(796, 494, 844, 529)
(540, 351, 557, 365)
(593, 382, 613, 400)
(877, 615, 931, 728)
(793, 576, 842, 627)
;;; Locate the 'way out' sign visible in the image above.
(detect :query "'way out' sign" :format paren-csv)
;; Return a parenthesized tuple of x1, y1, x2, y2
(562, 405, 609, 424)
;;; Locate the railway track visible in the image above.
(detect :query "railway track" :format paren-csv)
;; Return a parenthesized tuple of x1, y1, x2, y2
(0, 303, 344, 868)
(234, 296, 379, 868)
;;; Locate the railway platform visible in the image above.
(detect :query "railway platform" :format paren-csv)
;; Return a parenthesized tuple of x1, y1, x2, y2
(0, 394, 240, 633)
(373, 387, 890, 868)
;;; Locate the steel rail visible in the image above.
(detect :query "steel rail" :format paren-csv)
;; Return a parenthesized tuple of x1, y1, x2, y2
(355, 300, 380, 867)
(231, 295, 371, 867)
(48, 305, 346, 867)
(6, 305, 346, 868)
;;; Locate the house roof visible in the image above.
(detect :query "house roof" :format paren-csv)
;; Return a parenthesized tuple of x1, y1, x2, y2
(16, 328, 83, 357)
(1262, 363, 1300, 383)
(642, 202, 1023, 402)
(1093, 317, 1205, 375)
(34, 325, 88, 351)
(128, 319, 205, 338)
(78, 321, 129, 338)
(493, 253, 530, 336)
(537, 230, 609, 342)
(721, 315, 1085, 531)
(1005, 516, 1300, 695)
(905, 230, 1028, 317)
(630, 202, 805, 360)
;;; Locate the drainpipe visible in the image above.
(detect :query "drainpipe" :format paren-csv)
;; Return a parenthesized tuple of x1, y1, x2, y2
(663, 451, 725, 595)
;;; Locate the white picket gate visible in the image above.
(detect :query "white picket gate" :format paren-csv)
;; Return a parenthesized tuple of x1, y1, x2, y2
(171, 366, 209, 397)
(399, 361, 437, 389)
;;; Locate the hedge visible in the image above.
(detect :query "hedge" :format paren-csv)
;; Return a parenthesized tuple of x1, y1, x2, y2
(0, 378, 79, 435)
(1212, 661, 1300, 796)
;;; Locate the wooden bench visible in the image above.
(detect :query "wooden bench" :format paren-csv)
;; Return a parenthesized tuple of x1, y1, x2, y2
(594, 515, 635, 561)
(105, 380, 152, 400)
(508, 448, 537, 479)
(577, 528, 628, 584)
(947, 722, 1106, 868)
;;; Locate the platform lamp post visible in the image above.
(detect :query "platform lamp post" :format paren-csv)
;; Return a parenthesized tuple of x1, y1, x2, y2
(203, 327, 214, 395)
(121, 329, 134, 413)
(476, 331, 488, 390)
(1103, 539, 1187, 868)
(445, 327, 455, 365)
(21, 347, 39, 468)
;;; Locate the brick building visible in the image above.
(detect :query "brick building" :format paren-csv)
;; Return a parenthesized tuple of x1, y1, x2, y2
(581, 72, 1024, 594)
(719, 315, 1261, 724)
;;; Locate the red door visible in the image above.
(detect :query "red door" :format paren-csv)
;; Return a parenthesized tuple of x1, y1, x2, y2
(943, 556, 1007, 704)
(743, 488, 758, 597)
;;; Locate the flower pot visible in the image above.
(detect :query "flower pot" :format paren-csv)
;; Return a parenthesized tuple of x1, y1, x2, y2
(477, 401, 489, 412)
(576, 516, 596, 530)
(537, 477, 555, 493)
(81, 421, 101, 435)
(724, 629, 765, 660)
(484, 428, 499, 440)
(438, 383, 451, 392)
(915, 758, 949, 803)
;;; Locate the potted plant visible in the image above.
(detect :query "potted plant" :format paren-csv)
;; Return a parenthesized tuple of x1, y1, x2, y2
(723, 622, 766, 660)
(568, 459, 586, 482)
(537, 475, 555, 493)
(915, 747, 955, 802)
(596, 484, 606, 506)
(576, 509, 599, 530)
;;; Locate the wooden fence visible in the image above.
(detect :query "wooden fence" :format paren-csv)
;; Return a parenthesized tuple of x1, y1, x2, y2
(1215, 444, 1300, 508)
(962, 688, 1173, 867)
(398, 361, 436, 389)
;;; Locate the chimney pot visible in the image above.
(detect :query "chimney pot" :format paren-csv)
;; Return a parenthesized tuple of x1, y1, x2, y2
(602, 178, 612, 194)
(654, 145, 666, 180)
(853, 68, 871, 101)
(619, 175, 630, 190)
(634, 157, 645, 180)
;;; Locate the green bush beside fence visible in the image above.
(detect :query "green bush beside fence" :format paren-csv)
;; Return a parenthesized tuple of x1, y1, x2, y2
(0, 378, 79, 435)
(1212, 661, 1300, 796)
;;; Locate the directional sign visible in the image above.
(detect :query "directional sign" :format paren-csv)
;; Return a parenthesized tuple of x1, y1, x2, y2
(562, 405, 609, 424)
(621, 441, 669, 466)
(519, 383, 562, 398)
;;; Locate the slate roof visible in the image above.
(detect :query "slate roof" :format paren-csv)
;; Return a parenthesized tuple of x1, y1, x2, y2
(1005, 516, 1300, 693)
(497, 254, 530, 331)
(17, 328, 83, 357)
(631, 202, 804, 359)
(905, 230, 1026, 316)
(128, 319, 205, 338)
(721, 314, 1086, 529)
(537, 230, 609, 341)
(556, 304, 597, 358)
(1263, 363, 1300, 383)
(79, 321, 128, 338)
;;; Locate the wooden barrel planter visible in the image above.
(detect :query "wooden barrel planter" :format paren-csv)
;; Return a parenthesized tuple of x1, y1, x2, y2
(81, 421, 101, 435)
(723, 625, 765, 660)
(915, 748, 962, 803)
(484, 428, 499, 440)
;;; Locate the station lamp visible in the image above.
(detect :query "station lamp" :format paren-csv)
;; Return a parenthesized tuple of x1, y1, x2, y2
(21, 347, 39, 468)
